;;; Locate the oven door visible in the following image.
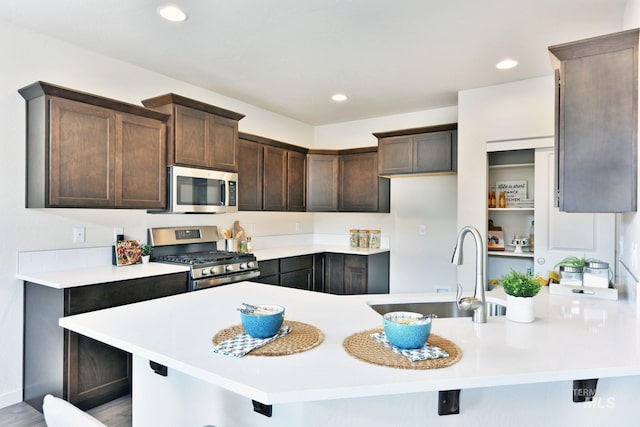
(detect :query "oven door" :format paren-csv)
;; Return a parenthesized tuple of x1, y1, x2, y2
(169, 165, 238, 213)
(191, 270, 260, 291)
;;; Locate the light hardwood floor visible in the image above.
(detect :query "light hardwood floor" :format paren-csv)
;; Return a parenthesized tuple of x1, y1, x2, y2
(0, 395, 131, 427)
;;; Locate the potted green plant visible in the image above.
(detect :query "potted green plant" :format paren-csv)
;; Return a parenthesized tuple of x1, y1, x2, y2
(141, 244, 153, 263)
(500, 269, 541, 323)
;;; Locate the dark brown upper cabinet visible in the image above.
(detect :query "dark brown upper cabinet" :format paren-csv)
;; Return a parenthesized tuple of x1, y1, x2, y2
(307, 148, 390, 213)
(307, 154, 339, 211)
(141, 93, 244, 172)
(237, 133, 306, 212)
(19, 82, 169, 209)
(339, 149, 390, 212)
(549, 29, 638, 212)
(375, 124, 457, 176)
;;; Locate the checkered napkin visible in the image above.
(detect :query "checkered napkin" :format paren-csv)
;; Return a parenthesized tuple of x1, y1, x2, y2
(370, 332, 449, 362)
(212, 326, 291, 357)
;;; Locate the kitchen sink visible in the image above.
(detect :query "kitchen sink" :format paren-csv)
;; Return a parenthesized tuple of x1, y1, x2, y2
(368, 300, 506, 318)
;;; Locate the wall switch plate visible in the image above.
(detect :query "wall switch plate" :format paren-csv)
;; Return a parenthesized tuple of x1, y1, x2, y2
(419, 225, 426, 235)
(295, 223, 300, 233)
(73, 227, 85, 243)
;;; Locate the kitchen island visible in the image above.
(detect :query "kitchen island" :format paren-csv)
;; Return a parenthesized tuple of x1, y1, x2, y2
(59, 282, 640, 426)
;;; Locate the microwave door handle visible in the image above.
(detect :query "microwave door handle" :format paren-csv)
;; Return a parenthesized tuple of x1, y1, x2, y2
(220, 182, 226, 206)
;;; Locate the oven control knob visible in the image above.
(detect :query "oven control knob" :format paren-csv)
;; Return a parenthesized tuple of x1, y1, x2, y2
(201, 269, 210, 276)
(213, 266, 223, 275)
(239, 263, 247, 269)
(247, 261, 256, 268)
(225, 265, 234, 272)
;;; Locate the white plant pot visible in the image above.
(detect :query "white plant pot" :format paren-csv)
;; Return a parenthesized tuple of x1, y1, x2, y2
(506, 295, 535, 323)
(141, 255, 150, 264)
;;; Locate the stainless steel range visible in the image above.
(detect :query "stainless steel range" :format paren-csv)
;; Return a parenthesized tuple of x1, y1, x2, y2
(149, 226, 259, 291)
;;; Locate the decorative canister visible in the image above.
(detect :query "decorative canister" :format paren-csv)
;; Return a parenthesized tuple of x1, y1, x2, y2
(359, 230, 370, 248)
(369, 230, 381, 249)
(349, 229, 359, 248)
(583, 260, 609, 289)
(559, 265, 583, 286)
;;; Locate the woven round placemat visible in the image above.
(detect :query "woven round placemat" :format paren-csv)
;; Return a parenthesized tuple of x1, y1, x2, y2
(212, 320, 324, 356)
(343, 328, 462, 370)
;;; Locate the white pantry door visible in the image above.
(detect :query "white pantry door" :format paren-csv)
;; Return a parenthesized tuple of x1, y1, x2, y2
(534, 147, 615, 276)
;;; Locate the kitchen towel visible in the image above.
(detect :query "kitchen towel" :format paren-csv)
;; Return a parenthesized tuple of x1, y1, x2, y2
(212, 326, 291, 357)
(370, 332, 449, 362)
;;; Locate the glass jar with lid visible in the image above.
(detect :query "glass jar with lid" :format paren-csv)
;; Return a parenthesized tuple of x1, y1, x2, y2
(359, 230, 370, 248)
(349, 229, 359, 248)
(583, 260, 609, 288)
(369, 230, 381, 249)
(559, 265, 583, 286)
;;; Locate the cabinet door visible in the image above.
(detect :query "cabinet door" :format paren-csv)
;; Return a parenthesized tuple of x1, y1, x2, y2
(287, 150, 307, 211)
(280, 269, 312, 290)
(413, 131, 456, 173)
(378, 135, 413, 174)
(324, 253, 345, 294)
(174, 105, 209, 168)
(552, 30, 638, 212)
(209, 115, 238, 171)
(116, 113, 167, 209)
(307, 154, 338, 211)
(65, 332, 130, 410)
(237, 139, 263, 211)
(343, 255, 368, 295)
(49, 97, 116, 207)
(339, 152, 379, 212)
(263, 146, 287, 210)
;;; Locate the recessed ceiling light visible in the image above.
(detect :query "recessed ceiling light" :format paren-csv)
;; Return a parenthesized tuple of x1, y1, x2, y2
(496, 59, 518, 70)
(158, 5, 188, 22)
(331, 93, 348, 102)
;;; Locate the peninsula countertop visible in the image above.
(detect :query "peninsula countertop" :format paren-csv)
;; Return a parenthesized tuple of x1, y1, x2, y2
(58, 282, 640, 405)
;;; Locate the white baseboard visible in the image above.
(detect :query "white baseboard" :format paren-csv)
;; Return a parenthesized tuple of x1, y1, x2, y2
(0, 388, 23, 409)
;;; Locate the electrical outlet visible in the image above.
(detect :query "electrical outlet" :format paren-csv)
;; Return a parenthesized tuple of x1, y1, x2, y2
(73, 227, 85, 243)
(419, 225, 426, 235)
(250, 223, 256, 234)
(436, 287, 450, 293)
(114, 227, 124, 241)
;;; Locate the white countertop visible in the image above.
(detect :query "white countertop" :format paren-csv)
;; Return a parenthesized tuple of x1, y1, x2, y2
(252, 244, 389, 261)
(58, 282, 640, 405)
(18, 245, 388, 289)
(17, 263, 190, 289)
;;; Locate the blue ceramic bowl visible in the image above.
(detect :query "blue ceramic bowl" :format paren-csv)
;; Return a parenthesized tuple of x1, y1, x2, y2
(382, 311, 432, 349)
(240, 305, 285, 338)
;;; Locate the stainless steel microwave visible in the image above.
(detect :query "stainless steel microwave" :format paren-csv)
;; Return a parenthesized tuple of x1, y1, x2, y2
(164, 165, 238, 213)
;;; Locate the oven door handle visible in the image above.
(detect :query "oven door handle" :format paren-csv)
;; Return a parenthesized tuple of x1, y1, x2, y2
(191, 270, 260, 291)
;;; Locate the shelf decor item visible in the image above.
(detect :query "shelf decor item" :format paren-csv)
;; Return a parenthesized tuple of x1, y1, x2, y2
(500, 270, 541, 323)
(487, 230, 505, 251)
(496, 180, 527, 207)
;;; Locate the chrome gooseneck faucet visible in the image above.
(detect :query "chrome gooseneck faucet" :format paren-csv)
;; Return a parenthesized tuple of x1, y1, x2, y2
(452, 226, 487, 323)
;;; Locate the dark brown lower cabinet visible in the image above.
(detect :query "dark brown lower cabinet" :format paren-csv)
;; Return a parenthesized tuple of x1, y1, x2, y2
(254, 252, 389, 295)
(24, 272, 189, 411)
(254, 255, 313, 290)
(322, 252, 389, 295)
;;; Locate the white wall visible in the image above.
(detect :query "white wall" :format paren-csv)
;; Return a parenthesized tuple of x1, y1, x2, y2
(457, 77, 556, 287)
(314, 108, 459, 293)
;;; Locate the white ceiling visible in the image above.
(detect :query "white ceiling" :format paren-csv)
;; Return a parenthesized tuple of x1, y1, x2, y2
(0, 0, 629, 125)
